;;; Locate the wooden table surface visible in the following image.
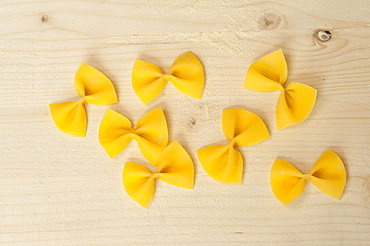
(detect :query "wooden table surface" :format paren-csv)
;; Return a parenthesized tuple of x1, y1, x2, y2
(1, 0, 369, 245)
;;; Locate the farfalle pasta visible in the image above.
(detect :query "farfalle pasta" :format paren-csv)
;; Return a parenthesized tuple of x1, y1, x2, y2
(197, 108, 270, 183)
(99, 108, 168, 166)
(49, 63, 118, 137)
(271, 150, 346, 205)
(132, 51, 204, 104)
(123, 141, 194, 208)
(244, 49, 317, 130)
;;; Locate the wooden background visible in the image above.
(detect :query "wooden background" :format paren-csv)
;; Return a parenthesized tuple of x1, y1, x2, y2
(0, 0, 369, 245)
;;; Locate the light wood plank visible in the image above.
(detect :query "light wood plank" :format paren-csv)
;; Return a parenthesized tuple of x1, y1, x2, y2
(0, 0, 369, 245)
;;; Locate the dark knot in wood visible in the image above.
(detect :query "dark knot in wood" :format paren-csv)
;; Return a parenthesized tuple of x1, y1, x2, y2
(315, 29, 332, 42)
(41, 15, 49, 24)
(258, 12, 281, 30)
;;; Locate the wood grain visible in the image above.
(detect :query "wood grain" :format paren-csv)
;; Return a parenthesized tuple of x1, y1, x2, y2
(0, 0, 369, 245)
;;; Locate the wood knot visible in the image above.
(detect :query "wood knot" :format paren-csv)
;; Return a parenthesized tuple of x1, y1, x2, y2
(315, 29, 332, 42)
(190, 118, 196, 126)
(258, 12, 281, 30)
(41, 15, 49, 24)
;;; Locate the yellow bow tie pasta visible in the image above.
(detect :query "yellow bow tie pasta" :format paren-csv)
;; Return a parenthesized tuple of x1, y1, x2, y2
(244, 49, 317, 130)
(271, 150, 346, 205)
(123, 141, 194, 208)
(99, 108, 168, 166)
(49, 63, 118, 137)
(197, 108, 270, 183)
(132, 51, 204, 104)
